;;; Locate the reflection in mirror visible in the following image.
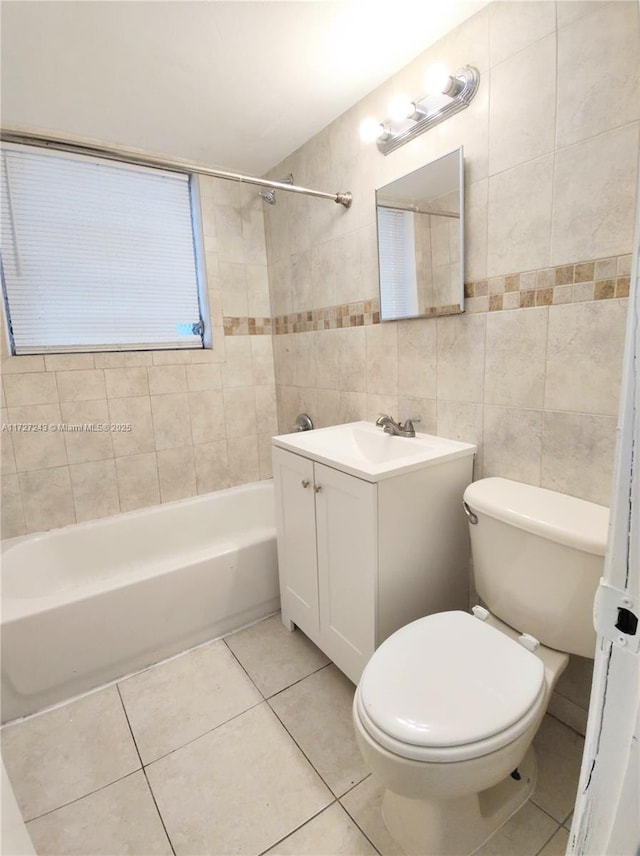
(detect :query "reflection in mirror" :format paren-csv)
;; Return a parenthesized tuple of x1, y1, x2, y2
(376, 147, 464, 321)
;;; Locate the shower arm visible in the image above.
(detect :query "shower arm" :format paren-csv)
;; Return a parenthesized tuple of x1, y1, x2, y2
(0, 128, 353, 208)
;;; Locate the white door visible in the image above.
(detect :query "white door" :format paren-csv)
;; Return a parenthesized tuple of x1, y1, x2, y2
(569, 190, 640, 855)
(314, 463, 377, 683)
(272, 448, 320, 634)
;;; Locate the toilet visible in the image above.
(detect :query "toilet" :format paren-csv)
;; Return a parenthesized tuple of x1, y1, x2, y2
(352, 477, 609, 856)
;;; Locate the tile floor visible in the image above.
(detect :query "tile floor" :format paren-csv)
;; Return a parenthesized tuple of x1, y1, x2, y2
(1, 614, 584, 856)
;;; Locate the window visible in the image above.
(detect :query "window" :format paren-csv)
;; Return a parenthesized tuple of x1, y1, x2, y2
(376, 206, 419, 319)
(0, 143, 206, 355)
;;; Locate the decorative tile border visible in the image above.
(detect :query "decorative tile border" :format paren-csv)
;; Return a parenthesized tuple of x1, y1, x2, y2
(223, 316, 273, 336)
(223, 301, 382, 336)
(223, 254, 632, 335)
(464, 254, 631, 314)
(273, 300, 381, 334)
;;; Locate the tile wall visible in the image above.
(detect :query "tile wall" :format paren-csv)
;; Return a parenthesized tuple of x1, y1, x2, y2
(262, 1, 639, 732)
(0, 177, 277, 538)
(265, 1, 638, 509)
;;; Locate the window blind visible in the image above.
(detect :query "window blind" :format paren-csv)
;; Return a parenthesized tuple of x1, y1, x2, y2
(376, 206, 419, 320)
(0, 144, 204, 354)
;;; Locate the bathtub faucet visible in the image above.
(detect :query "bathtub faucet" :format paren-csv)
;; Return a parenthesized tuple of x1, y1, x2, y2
(291, 413, 314, 432)
(375, 414, 421, 438)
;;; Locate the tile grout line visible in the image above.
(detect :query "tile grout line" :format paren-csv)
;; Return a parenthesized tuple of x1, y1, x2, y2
(21, 769, 141, 826)
(262, 671, 382, 855)
(222, 630, 332, 701)
(265, 687, 370, 801)
(529, 794, 575, 830)
(338, 809, 384, 856)
(140, 766, 176, 856)
(255, 792, 384, 856)
(115, 683, 177, 856)
(264, 669, 346, 790)
(111, 628, 333, 770)
(545, 709, 587, 739)
(336, 775, 385, 856)
(263, 661, 335, 701)
(136, 697, 266, 766)
(255, 799, 339, 856)
(221, 633, 382, 855)
(221, 634, 273, 695)
(533, 820, 565, 856)
(17, 622, 347, 849)
(539, 301, 551, 488)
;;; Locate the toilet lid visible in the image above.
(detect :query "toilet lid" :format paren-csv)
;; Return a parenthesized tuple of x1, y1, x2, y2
(358, 611, 545, 752)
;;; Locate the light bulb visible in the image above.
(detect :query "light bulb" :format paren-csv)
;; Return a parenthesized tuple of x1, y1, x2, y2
(388, 93, 415, 122)
(424, 63, 452, 95)
(359, 117, 385, 144)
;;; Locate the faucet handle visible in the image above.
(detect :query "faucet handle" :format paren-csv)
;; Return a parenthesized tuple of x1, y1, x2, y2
(375, 413, 392, 427)
(400, 416, 421, 436)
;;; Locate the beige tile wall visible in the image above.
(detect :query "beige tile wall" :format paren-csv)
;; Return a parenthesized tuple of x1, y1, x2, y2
(0, 177, 276, 538)
(267, 2, 637, 504)
(264, 1, 639, 732)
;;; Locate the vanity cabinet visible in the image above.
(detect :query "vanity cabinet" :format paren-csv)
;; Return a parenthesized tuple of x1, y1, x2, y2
(273, 448, 377, 682)
(272, 425, 476, 684)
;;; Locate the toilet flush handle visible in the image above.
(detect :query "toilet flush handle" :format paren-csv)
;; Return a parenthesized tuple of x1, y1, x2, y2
(463, 500, 478, 524)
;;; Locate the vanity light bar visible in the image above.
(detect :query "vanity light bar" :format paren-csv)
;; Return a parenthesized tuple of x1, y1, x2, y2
(370, 65, 480, 156)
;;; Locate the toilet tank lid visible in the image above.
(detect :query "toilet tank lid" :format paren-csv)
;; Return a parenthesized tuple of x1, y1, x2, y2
(463, 478, 609, 556)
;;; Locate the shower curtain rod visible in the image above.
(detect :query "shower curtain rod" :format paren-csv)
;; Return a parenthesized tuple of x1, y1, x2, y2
(0, 129, 353, 208)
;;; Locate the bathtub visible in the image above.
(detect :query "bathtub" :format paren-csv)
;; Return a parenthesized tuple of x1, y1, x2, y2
(1, 480, 279, 724)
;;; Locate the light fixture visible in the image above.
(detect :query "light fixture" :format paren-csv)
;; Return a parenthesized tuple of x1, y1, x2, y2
(359, 117, 389, 144)
(424, 62, 453, 95)
(360, 64, 480, 156)
(387, 93, 426, 123)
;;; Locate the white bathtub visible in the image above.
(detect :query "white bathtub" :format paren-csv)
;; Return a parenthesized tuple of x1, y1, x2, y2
(1, 480, 279, 723)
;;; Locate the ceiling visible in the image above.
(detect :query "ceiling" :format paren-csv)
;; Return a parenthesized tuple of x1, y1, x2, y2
(1, 1, 487, 176)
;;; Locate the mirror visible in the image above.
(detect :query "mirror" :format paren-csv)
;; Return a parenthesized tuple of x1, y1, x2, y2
(376, 147, 464, 321)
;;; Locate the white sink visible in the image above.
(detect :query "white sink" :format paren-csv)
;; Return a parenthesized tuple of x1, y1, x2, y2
(272, 421, 476, 482)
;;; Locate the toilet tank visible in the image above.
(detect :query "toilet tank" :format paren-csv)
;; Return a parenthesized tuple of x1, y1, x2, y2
(463, 478, 609, 659)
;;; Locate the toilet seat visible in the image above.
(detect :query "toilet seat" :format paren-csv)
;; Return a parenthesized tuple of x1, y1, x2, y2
(357, 611, 546, 763)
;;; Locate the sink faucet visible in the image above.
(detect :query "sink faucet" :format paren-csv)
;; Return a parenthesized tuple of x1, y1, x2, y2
(375, 414, 421, 438)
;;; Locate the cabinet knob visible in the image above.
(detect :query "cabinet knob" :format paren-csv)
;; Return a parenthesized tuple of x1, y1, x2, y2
(301, 479, 310, 488)
(314, 484, 322, 493)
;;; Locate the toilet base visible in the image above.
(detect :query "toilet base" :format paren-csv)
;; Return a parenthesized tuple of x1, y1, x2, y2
(381, 747, 537, 856)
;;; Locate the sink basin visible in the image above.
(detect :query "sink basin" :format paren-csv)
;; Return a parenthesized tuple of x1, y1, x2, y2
(272, 421, 476, 482)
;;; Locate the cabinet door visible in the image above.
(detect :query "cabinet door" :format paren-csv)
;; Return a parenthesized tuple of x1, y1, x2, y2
(314, 463, 377, 683)
(272, 447, 319, 634)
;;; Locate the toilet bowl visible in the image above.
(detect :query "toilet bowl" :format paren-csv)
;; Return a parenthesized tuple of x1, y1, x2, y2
(353, 610, 568, 855)
(352, 478, 609, 855)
